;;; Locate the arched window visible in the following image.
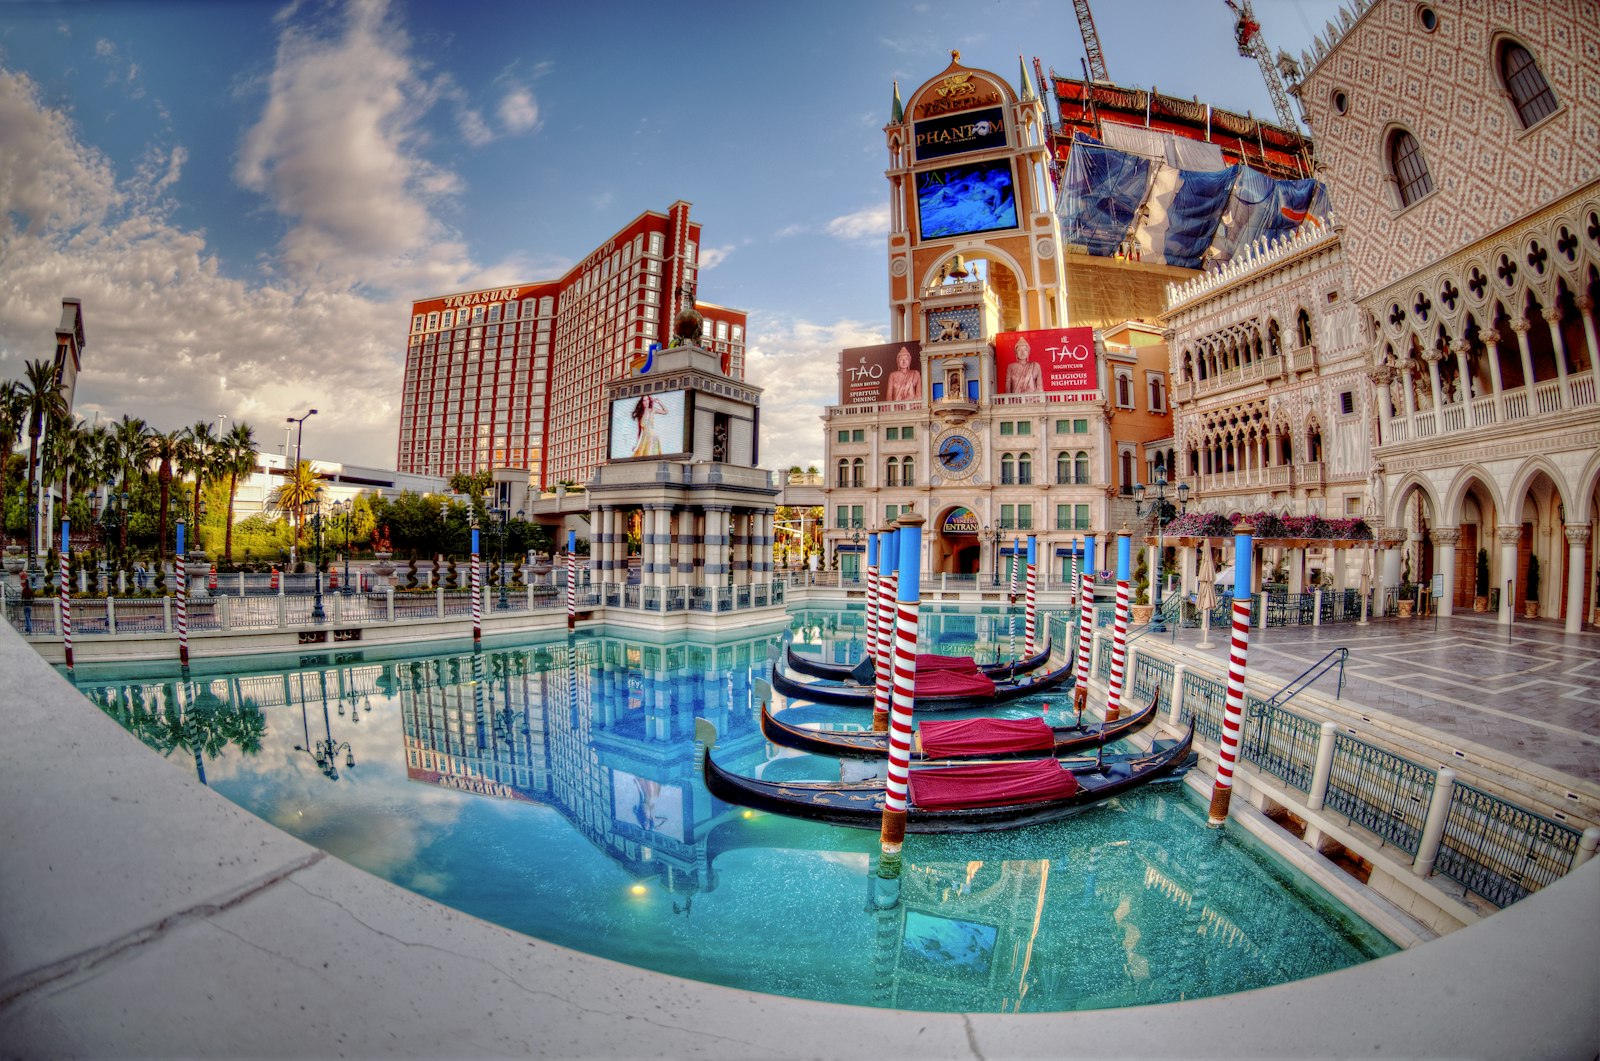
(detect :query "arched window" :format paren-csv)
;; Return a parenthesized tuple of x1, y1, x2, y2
(1501, 42, 1557, 128)
(1148, 374, 1166, 413)
(1267, 318, 1282, 356)
(1119, 449, 1135, 493)
(1074, 451, 1090, 484)
(1056, 452, 1072, 484)
(1017, 453, 1032, 485)
(836, 458, 849, 488)
(851, 457, 864, 488)
(1388, 128, 1433, 207)
(1001, 453, 1016, 484)
(901, 455, 915, 486)
(1296, 308, 1313, 347)
(884, 457, 899, 487)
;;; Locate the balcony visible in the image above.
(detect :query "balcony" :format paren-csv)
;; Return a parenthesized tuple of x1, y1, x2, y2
(998, 520, 1034, 531)
(1054, 517, 1093, 531)
(1290, 344, 1318, 374)
(999, 474, 1033, 486)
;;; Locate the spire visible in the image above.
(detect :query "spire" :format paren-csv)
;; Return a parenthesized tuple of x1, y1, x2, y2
(890, 80, 904, 124)
(1018, 55, 1034, 101)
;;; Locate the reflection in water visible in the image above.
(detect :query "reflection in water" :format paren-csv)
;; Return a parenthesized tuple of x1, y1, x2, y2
(75, 613, 1395, 1012)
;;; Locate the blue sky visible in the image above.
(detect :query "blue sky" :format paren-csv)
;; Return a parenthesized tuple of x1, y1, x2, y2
(0, 0, 1349, 471)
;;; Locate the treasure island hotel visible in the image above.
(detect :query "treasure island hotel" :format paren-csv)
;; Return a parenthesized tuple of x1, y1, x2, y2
(397, 201, 747, 488)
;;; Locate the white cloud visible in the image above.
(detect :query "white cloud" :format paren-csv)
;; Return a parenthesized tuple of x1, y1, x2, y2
(824, 205, 889, 241)
(744, 312, 886, 473)
(698, 244, 733, 270)
(234, 0, 474, 289)
(95, 38, 115, 57)
(497, 85, 539, 134)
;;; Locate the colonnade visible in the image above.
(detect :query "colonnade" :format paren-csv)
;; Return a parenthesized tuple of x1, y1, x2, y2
(589, 503, 775, 592)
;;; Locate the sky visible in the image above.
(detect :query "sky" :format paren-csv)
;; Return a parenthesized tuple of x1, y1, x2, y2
(0, 0, 1351, 474)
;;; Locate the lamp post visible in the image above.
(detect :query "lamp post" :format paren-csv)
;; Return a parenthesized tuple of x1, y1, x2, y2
(494, 505, 510, 609)
(851, 528, 861, 585)
(285, 408, 316, 566)
(310, 487, 326, 623)
(294, 670, 353, 781)
(333, 499, 352, 594)
(986, 524, 1002, 585)
(1133, 469, 1190, 633)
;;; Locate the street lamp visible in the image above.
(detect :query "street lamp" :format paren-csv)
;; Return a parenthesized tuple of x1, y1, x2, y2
(985, 524, 1002, 585)
(1133, 468, 1190, 633)
(850, 528, 861, 585)
(286, 408, 316, 566)
(493, 505, 511, 608)
(310, 487, 326, 623)
(294, 670, 353, 780)
(333, 499, 352, 594)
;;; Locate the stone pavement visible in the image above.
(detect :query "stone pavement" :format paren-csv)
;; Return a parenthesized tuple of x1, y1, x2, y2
(1145, 609, 1600, 786)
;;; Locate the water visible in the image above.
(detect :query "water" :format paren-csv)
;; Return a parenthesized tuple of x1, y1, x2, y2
(70, 610, 1395, 1013)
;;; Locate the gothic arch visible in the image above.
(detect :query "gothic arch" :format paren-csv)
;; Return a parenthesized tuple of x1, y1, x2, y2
(1504, 455, 1576, 518)
(1572, 448, 1600, 525)
(1386, 472, 1442, 530)
(1441, 464, 1507, 526)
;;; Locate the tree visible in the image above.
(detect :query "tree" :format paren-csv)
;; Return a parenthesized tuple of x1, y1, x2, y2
(110, 415, 150, 557)
(449, 469, 492, 498)
(19, 358, 67, 564)
(220, 423, 258, 565)
(270, 460, 322, 549)
(180, 420, 220, 531)
(149, 429, 184, 560)
(0, 381, 25, 536)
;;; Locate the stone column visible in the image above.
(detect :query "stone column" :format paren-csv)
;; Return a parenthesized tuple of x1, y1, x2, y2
(1371, 366, 1394, 441)
(1476, 331, 1502, 422)
(1433, 527, 1460, 617)
(1180, 542, 1196, 598)
(1497, 525, 1521, 626)
(1451, 339, 1475, 426)
(1381, 532, 1403, 604)
(1287, 547, 1304, 594)
(1544, 307, 1571, 403)
(1576, 295, 1600, 398)
(1564, 525, 1590, 635)
(1511, 318, 1536, 399)
(1399, 358, 1418, 417)
(1424, 349, 1445, 414)
(703, 505, 730, 591)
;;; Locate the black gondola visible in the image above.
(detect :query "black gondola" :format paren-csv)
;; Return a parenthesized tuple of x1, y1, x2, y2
(759, 688, 1158, 762)
(783, 638, 1052, 683)
(770, 653, 1076, 711)
(702, 723, 1196, 833)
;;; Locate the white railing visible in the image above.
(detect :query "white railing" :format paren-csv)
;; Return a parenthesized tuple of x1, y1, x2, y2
(1471, 397, 1498, 426)
(1414, 412, 1437, 438)
(1439, 404, 1467, 433)
(1567, 375, 1596, 408)
(1534, 379, 1563, 414)
(1503, 389, 1530, 420)
(1386, 419, 1411, 443)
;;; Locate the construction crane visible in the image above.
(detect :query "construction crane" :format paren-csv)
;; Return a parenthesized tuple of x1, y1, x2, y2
(1224, 0, 1299, 135)
(1072, 0, 1109, 82)
(1032, 55, 1063, 183)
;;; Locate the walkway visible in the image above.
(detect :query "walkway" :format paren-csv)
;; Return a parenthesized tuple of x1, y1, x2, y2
(1148, 610, 1600, 784)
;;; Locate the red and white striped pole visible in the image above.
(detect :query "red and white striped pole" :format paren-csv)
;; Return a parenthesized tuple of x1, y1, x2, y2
(1073, 533, 1097, 715)
(470, 526, 482, 644)
(1105, 528, 1132, 721)
(1024, 534, 1038, 655)
(864, 530, 880, 665)
(175, 519, 189, 667)
(1209, 525, 1255, 826)
(879, 513, 924, 870)
(871, 522, 899, 734)
(1008, 535, 1020, 601)
(567, 530, 581, 624)
(59, 518, 74, 670)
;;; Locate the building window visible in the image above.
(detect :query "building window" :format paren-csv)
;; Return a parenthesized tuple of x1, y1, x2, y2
(901, 456, 915, 485)
(1075, 451, 1090, 484)
(1017, 453, 1032, 485)
(886, 426, 898, 440)
(835, 505, 848, 529)
(885, 457, 899, 487)
(1055, 418, 1072, 433)
(900, 425, 914, 440)
(838, 429, 850, 443)
(1501, 43, 1557, 128)
(851, 457, 865, 488)
(1014, 420, 1031, 436)
(999, 421, 1015, 436)
(1147, 373, 1166, 413)
(1388, 128, 1433, 207)
(1056, 452, 1072, 484)
(836, 459, 848, 487)
(1115, 370, 1133, 409)
(1296, 308, 1313, 348)
(852, 429, 865, 442)
(1000, 453, 1015, 484)
(1340, 390, 1355, 415)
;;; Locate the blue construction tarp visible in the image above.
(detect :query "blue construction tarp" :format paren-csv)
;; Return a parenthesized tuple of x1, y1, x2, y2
(1058, 133, 1150, 256)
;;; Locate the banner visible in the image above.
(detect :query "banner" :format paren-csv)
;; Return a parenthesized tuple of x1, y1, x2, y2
(914, 106, 1007, 162)
(942, 508, 980, 534)
(995, 328, 1096, 395)
(839, 342, 923, 406)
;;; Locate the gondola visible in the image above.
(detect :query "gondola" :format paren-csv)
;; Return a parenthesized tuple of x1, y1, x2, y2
(783, 638, 1052, 683)
(759, 688, 1158, 762)
(702, 722, 1196, 833)
(770, 652, 1075, 711)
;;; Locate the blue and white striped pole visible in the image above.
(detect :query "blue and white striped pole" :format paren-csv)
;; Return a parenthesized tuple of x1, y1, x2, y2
(60, 518, 74, 670)
(865, 530, 880, 664)
(565, 530, 577, 630)
(872, 522, 899, 733)
(1209, 524, 1256, 825)
(470, 526, 482, 644)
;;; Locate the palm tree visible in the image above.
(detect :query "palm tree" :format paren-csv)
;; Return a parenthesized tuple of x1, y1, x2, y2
(271, 460, 322, 551)
(180, 420, 219, 534)
(0, 380, 25, 540)
(110, 415, 149, 558)
(220, 422, 258, 565)
(149, 428, 184, 560)
(18, 359, 67, 566)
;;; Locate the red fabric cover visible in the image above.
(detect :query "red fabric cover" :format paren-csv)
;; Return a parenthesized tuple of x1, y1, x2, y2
(908, 758, 1081, 810)
(915, 653, 980, 672)
(917, 716, 1055, 758)
(912, 668, 996, 698)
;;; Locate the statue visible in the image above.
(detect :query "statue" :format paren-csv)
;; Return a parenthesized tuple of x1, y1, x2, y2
(670, 306, 703, 347)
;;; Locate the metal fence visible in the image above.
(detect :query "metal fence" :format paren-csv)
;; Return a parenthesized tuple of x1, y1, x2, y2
(1155, 652, 1587, 908)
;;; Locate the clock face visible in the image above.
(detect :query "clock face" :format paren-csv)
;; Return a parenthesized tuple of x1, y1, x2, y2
(938, 432, 975, 474)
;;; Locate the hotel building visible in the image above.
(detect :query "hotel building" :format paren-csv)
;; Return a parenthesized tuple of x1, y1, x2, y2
(397, 201, 747, 489)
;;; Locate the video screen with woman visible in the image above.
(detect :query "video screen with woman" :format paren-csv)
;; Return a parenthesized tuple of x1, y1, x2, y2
(608, 389, 687, 459)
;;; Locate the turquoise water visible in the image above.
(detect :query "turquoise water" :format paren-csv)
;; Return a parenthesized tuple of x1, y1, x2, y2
(72, 610, 1396, 1013)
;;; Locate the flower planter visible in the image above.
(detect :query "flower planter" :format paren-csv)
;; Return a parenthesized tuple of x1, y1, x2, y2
(1396, 600, 1415, 618)
(1472, 596, 1488, 612)
(1131, 604, 1154, 625)
(1524, 602, 1540, 619)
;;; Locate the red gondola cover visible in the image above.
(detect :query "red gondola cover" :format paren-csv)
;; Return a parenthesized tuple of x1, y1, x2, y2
(911, 668, 997, 698)
(915, 653, 979, 672)
(917, 716, 1055, 758)
(907, 758, 1081, 810)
